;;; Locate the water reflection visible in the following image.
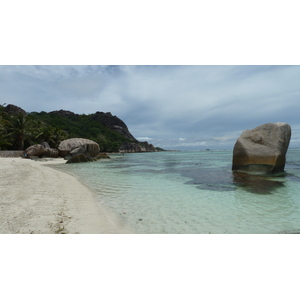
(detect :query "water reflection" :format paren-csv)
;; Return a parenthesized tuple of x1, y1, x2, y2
(184, 169, 235, 191)
(183, 167, 287, 194)
(232, 172, 285, 194)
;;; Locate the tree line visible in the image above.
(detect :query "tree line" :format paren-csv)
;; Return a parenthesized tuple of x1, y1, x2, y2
(0, 104, 134, 152)
(0, 104, 67, 150)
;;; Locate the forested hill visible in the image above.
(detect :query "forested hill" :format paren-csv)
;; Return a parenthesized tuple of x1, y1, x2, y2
(0, 104, 158, 152)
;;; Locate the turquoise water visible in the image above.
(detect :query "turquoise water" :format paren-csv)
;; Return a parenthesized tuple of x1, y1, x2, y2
(52, 150, 300, 234)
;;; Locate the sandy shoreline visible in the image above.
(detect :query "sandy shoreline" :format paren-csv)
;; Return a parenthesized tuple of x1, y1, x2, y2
(0, 157, 134, 234)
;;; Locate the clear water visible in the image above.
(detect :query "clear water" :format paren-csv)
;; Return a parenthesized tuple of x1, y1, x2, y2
(51, 150, 300, 234)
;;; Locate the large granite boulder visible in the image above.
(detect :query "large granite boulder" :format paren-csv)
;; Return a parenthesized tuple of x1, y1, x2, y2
(69, 146, 87, 156)
(58, 138, 100, 158)
(232, 122, 291, 174)
(24, 144, 45, 158)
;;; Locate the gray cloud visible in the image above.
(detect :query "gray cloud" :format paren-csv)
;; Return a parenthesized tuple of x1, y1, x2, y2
(0, 65, 300, 150)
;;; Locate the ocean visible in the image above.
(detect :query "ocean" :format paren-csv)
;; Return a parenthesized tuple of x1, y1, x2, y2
(51, 149, 300, 234)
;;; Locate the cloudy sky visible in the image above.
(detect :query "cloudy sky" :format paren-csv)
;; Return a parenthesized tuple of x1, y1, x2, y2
(1, 65, 300, 150)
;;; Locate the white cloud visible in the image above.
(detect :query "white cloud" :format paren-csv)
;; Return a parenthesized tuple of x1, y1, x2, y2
(136, 137, 153, 141)
(213, 136, 235, 142)
(1, 65, 300, 149)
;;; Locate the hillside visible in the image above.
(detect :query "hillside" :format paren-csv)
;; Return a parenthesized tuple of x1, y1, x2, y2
(0, 104, 158, 152)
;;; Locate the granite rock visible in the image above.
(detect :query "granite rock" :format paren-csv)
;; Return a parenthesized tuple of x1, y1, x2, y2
(44, 148, 59, 158)
(24, 144, 45, 158)
(58, 138, 100, 158)
(119, 141, 156, 153)
(66, 154, 95, 163)
(4, 104, 27, 116)
(232, 122, 291, 174)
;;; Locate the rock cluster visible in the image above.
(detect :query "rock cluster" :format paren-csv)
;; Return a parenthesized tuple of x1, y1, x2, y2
(65, 152, 111, 163)
(232, 122, 291, 174)
(119, 141, 156, 153)
(24, 138, 100, 161)
(23, 144, 59, 158)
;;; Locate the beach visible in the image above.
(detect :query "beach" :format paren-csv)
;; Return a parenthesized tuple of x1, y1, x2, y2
(0, 157, 134, 234)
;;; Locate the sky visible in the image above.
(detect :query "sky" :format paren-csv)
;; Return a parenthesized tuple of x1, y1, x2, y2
(1, 65, 300, 150)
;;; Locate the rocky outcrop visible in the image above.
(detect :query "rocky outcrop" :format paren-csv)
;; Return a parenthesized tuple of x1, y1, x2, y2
(92, 112, 137, 141)
(94, 153, 111, 159)
(48, 110, 136, 141)
(24, 144, 59, 158)
(66, 154, 95, 163)
(49, 109, 77, 118)
(232, 122, 291, 174)
(24, 144, 45, 157)
(119, 141, 156, 153)
(40, 141, 50, 149)
(66, 152, 110, 163)
(44, 148, 59, 158)
(4, 104, 159, 152)
(58, 138, 100, 158)
(4, 104, 27, 116)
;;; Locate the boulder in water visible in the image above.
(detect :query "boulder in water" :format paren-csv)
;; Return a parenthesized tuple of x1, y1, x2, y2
(94, 153, 111, 159)
(232, 122, 291, 174)
(66, 154, 95, 163)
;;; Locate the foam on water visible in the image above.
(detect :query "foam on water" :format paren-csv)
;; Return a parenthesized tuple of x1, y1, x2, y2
(52, 150, 300, 234)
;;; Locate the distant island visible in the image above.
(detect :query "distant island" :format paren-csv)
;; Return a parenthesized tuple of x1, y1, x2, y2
(0, 104, 164, 153)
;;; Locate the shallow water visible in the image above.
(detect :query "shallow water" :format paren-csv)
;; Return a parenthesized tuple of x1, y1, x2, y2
(52, 150, 300, 234)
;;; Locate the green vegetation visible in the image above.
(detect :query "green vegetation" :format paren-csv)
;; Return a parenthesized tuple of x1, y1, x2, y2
(0, 106, 12, 149)
(0, 108, 68, 150)
(31, 111, 133, 152)
(155, 147, 166, 151)
(0, 104, 133, 152)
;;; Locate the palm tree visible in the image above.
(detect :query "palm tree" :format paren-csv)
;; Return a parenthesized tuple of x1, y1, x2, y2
(0, 108, 12, 149)
(51, 127, 68, 147)
(0, 120, 11, 149)
(8, 113, 35, 150)
(35, 126, 68, 148)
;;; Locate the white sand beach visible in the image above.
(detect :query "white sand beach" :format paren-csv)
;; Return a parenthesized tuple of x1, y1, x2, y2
(0, 157, 134, 234)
